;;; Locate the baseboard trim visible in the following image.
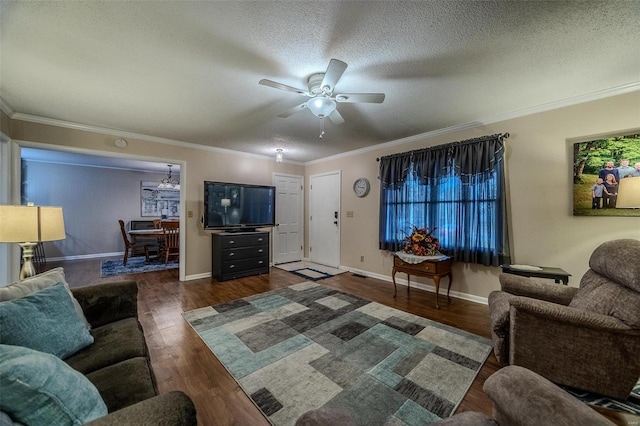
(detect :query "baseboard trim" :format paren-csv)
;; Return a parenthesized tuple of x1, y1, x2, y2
(343, 265, 488, 305)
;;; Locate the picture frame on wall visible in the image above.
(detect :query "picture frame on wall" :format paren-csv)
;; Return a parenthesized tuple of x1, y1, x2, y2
(573, 133, 640, 216)
(141, 181, 180, 217)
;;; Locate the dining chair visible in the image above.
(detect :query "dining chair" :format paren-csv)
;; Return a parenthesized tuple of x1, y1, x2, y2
(161, 221, 180, 264)
(118, 220, 148, 266)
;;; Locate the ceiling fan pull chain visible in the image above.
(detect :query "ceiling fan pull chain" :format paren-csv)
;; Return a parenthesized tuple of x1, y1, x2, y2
(319, 118, 325, 139)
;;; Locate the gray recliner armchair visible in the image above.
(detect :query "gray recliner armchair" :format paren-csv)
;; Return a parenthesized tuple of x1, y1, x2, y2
(487, 238, 640, 399)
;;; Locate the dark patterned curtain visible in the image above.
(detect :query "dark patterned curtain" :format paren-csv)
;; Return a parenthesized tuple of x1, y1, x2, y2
(378, 133, 511, 266)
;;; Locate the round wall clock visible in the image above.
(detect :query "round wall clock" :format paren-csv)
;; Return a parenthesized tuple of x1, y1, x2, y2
(353, 177, 370, 197)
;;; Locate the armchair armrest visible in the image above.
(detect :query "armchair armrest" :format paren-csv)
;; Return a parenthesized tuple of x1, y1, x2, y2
(483, 366, 614, 426)
(510, 297, 633, 333)
(86, 391, 196, 426)
(71, 281, 138, 328)
(499, 273, 578, 305)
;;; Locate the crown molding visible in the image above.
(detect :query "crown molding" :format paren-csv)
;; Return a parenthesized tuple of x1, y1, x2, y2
(0, 98, 15, 117)
(4, 82, 639, 167)
(304, 82, 640, 166)
(7, 111, 301, 164)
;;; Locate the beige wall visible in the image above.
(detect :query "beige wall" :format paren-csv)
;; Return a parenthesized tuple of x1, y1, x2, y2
(6, 91, 640, 299)
(306, 91, 640, 300)
(9, 121, 304, 279)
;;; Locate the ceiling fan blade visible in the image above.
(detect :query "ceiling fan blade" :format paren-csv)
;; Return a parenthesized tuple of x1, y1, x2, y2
(320, 59, 348, 94)
(328, 109, 345, 125)
(259, 79, 309, 96)
(334, 93, 385, 103)
(277, 102, 308, 118)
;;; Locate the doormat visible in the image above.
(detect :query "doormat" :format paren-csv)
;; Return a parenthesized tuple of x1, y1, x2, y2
(275, 261, 345, 281)
(183, 282, 492, 425)
(100, 257, 178, 277)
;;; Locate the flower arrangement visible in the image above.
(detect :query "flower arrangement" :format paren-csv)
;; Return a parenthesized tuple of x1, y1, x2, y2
(402, 225, 440, 256)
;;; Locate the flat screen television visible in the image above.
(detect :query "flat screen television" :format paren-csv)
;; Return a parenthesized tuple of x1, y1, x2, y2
(203, 181, 276, 231)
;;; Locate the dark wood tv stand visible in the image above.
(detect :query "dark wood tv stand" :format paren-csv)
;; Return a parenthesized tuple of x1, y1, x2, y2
(212, 231, 269, 281)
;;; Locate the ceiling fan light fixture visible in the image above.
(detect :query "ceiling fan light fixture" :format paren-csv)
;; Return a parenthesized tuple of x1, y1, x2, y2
(275, 148, 283, 163)
(307, 96, 336, 118)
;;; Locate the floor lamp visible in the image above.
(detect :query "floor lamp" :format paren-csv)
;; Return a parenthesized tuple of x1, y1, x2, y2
(0, 204, 66, 280)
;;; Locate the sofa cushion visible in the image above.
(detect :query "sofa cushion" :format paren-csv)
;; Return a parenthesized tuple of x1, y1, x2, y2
(569, 269, 640, 328)
(0, 267, 90, 329)
(0, 344, 107, 426)
(65, 317, 148, 374)
(86, 357, 158, 412)
(0, 283, 94, 358)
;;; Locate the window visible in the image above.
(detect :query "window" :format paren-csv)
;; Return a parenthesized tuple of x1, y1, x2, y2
(379, 134, 510, 266)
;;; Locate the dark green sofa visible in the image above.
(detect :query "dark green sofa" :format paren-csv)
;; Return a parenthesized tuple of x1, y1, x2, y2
(68, 280, 196, 425)
(0, 268, 196, 426)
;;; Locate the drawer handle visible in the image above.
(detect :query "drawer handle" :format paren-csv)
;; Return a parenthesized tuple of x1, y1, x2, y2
(258, 249, 263, 253)
(258, 260, 264, 264)
(229, 253, 235, 256)
(229, 265, 235, 269)
(229, 240, 235, 245)
(257, 238, 263, 242)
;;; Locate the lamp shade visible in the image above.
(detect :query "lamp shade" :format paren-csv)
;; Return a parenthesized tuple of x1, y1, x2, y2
(0, 205, 66, 243)
(307, 96, 337, 118)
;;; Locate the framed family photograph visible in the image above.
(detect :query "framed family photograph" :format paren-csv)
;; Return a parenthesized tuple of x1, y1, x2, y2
(573, 133, 640, 216)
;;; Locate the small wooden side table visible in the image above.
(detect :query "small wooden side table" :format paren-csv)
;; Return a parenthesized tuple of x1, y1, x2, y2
(392, 255, 453, 309)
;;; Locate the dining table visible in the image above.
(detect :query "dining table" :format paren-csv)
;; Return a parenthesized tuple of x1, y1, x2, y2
(128, 220, 179, 261)
(128, 228, 164, 260)
(128, 228, 163, 238)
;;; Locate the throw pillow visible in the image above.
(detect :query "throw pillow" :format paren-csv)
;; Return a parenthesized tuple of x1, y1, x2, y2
(0, 344, 107, 426)
(0, 282, 94, 359)
(0, 267, 90, 330)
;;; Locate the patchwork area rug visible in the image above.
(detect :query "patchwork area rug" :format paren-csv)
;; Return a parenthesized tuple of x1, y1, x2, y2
(274, 261, 346, 281)
(100, 257, 178, 277)
(183, 282, 492, 425)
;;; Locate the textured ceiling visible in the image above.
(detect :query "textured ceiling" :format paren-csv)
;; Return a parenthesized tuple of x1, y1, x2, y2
(2, 1, 639, 163)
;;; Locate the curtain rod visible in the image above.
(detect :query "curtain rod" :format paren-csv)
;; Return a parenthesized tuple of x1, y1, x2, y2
(376, 132, 510, 162)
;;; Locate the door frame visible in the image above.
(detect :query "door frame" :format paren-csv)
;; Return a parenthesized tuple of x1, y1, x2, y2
(309, 170, 341, 268)
(272, 172, 304, 265)
(10, 140, 187, 282)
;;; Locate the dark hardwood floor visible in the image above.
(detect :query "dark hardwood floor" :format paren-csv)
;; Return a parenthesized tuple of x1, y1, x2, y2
(49, 257, 500, 425)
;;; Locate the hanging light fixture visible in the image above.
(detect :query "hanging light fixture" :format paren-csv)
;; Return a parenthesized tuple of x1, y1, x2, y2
(306, 96, 337, 119)
(275, 149, 283, 163)
(158, 164, 180, 190)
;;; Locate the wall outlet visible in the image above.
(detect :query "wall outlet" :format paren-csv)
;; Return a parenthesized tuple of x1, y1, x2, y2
(346, 211, 354, 217)
(360, 255, 364, 262)
(187, 210, 194, 218)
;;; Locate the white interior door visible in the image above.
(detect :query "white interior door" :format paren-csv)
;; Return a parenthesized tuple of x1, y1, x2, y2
(309, 171, 340, 267)
(272, 173, 303, 264)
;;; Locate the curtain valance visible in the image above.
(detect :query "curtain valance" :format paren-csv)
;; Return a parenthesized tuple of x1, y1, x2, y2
(379, 133, 509, 187)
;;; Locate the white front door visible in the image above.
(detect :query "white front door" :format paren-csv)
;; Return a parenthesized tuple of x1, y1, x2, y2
(272, 173, 303, 264)
(309, 171, 340, 268)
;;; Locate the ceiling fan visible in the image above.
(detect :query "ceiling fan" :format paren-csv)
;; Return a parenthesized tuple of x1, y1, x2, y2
(259, 59, 385, 125)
